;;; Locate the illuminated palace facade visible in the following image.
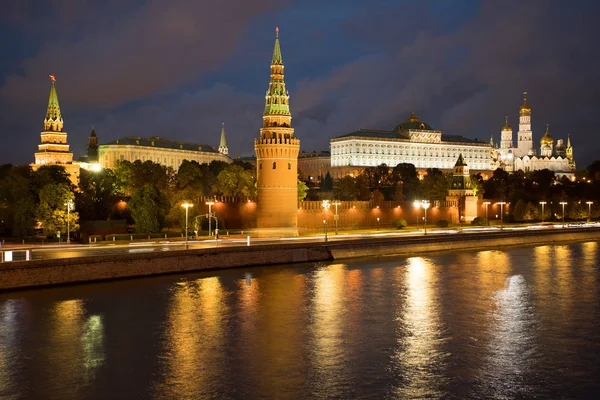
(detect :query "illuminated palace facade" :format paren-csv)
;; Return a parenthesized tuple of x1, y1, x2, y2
(32, 75, 80, 184)
(491, 92, 575, 177)
(330, 111, 491, 172)
(254, 27, 300, 236)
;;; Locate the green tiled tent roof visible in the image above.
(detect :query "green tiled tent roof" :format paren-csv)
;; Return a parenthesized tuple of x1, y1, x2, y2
(101, 136, 219, 153)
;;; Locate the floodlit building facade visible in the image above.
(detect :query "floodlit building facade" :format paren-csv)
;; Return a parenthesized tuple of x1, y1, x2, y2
(492, 92, 575, 177)
(330, 111, 492, 172)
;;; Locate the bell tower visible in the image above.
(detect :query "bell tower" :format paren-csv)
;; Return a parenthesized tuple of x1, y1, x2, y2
(254, 27, 300, 237)
(516, 91, 534, 157)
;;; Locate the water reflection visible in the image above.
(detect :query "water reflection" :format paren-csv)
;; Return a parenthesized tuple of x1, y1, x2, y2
(483, 274, 537, 398)
(393, 257, 447, 398)
(311, 263, 347, 388)
(154, 277, 227, 398)
(0, 300, 21, 400)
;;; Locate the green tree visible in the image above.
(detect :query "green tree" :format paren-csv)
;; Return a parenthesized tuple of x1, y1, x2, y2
(129, 184, 169, 233)
(36, 184, 79, 237)
(423, 169, 451, 201)
(213, 165, 257, 199)
(333, 176, 356, 200)
(76, 168, 120, 221)
(298, 178, 308, 201)
(321, 172, 334, 191)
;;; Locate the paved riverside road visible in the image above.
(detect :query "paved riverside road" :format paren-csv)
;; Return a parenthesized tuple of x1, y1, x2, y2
(1, 223, 598, 262)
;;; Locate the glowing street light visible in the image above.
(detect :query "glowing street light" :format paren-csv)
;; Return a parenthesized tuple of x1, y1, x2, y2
(413, 200, 421, 229)
(559, 201, 568, 227)
(539, 201, 547, 224)
(322, 200, 330, 242)
(483, 201, 491, 226)
(414, 200, 430, 235)
(496, 202, 506, 230)
(377, 217, 380, 231)
(64, 199, 74, 243)
(206, 201, 215, 237)
(182, 202, 193, 249)
(586, 201, 593, 223)
(333, 201, 341, 235)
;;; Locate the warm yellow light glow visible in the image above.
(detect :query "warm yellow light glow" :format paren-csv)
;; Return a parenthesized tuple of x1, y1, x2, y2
(181, 202, 193, 209)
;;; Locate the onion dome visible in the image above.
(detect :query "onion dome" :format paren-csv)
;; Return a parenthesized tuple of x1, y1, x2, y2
(540, 124, 554, 145)
(394, 110, 434, 132)
(520, 91, 531, 116)
(502, 116, 511, 131)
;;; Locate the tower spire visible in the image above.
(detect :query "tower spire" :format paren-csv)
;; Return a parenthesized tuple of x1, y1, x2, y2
(264, 27, 291, 119)
(44, 74, 63, 132)
(272, 26, 283, 65)
(219, 122, 229, 156)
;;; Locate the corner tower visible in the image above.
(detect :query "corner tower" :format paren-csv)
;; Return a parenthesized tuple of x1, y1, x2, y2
(254, 27, 300, 237)
(32, 75, 80, 184)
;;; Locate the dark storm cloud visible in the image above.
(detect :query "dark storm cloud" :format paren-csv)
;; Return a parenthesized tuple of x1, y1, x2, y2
(291, 0, 600, 164)
(1, 0, 599, 166)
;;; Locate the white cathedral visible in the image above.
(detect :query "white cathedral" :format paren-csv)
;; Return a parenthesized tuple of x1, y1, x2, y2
(491, 92, 575, 177)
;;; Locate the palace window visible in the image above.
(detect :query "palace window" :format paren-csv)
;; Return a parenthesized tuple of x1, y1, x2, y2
(259, 162, 262, 170)
(288, 162, 291, 170)
(273, 162, 277, 169)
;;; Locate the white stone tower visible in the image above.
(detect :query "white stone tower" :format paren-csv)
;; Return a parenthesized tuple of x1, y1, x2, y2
(515, 92, 533, 157)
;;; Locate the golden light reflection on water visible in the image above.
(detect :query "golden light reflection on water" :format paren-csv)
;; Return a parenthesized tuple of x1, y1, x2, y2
(311, 264, 349, 393)
(157, 277, 227, 397)
(394, 257, 445, 398)
(0, 300, 19, 400)
(44, 299, 105, 397)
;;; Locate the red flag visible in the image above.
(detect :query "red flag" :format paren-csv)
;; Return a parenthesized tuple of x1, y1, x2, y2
(49, 74, 56, 82)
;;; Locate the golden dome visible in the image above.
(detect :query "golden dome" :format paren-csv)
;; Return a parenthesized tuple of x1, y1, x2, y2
(406, 110, 420, 123)
(502, 116, 511, 131)
(520, 91, 531, 114)
(540, 124, 554, 145)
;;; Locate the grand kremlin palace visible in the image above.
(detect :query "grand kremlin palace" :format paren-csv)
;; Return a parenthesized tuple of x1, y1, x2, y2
(327, 111, 491, 177)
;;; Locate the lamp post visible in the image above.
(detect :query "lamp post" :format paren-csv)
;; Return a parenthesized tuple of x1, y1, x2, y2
(422, 200, 430, 235)
(559, 201, 568, 228)
(496, 202, 506, 230)
(65, 199, 73, 243)
(182, 202, 193, 249)
(483, 201, 491, 226)
(539, 201, 547, 224)
(377, 217, 380, 231)
(413, 200, 420, 229)
(322, 200, 330, 241)
(205, 201, 215, 238)
(333, 201, 340, 235)
(586, 201, 593, 223)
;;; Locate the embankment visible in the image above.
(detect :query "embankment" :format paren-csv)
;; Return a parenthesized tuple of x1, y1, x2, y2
(1, 227, 599, 290)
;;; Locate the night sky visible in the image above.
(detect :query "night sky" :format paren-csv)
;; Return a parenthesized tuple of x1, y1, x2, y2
(1, 0, 599, 167)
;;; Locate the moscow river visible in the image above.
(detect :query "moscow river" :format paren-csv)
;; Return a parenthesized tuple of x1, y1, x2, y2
(1, 242, 600, 399)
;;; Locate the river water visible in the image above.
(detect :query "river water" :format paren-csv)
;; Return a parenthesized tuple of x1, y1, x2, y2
(1, 242, 599, 399)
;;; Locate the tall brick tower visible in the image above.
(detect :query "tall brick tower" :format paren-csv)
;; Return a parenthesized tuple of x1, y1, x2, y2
(254, 27, 300, 237)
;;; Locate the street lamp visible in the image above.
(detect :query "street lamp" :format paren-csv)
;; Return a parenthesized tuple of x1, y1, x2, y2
(322, 200, 330, 241)
(422, 200, 430, 235)
(414, 200, 430, 235)
(65, 199, 74, 243)
(559, 201, 568, 228)
(377, 217, 380, 231)
(539, 201, 547, 224)
(182, 202, 193, 249)
(413, 200, 420, 229)
(586, 201, 593, 223)
(483, 201, 491, 226)
(333, 201, 340, 235)
(496, 202, 506, 229)
(205, 201, 215, 237)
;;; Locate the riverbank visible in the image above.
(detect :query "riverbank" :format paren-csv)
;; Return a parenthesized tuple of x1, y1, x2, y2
(2, 227, 600, 290)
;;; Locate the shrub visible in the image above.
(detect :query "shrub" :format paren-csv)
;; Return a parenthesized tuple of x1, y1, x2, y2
(471, 217, 488, 226)
(436, 220, 449, 228)
(392, 218, 408, 229)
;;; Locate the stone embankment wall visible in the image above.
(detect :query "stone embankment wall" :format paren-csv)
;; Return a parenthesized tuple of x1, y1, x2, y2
(1, 228, 600, 291)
